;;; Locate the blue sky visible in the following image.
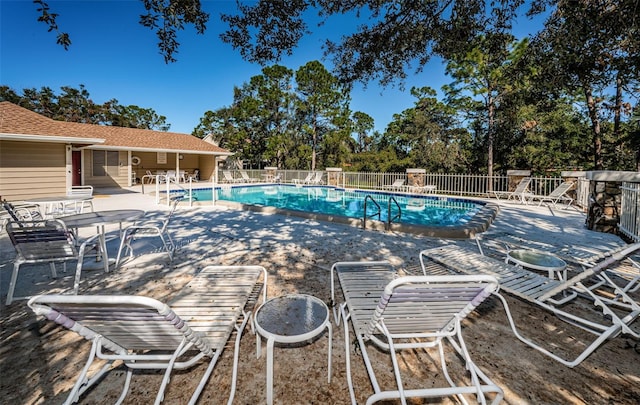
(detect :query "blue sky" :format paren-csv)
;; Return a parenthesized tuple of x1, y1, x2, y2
(1, 1, 545, 135)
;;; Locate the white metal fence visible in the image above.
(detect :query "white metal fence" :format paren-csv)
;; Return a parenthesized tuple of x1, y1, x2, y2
(216, 169, 589, 208)
(619, 182, 640, 242)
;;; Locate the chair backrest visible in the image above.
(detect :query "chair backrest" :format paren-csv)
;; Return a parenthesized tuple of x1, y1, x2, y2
(391, 178, 405, 186)
(67, 185, 93, 197)
(365, 275, 499, 338)
(223, 171, 235, 181)
(28, 294, 213, 355)
(193, 169, 200, 180)
(240, 171, 250, 179)
(513, 177, 531, 193)
(312, 172, 323, 183)
(538, 241, 640, 300)
(548, 181, 574, 198)
(7, 219, 77, 261)
(2, 201, 37, 222)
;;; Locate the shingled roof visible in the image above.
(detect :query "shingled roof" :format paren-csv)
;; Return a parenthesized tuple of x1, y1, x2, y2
(0, 101, 230, 155)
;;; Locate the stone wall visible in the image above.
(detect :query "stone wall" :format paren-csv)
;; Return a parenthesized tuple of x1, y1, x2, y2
(585, 171, 640, 237)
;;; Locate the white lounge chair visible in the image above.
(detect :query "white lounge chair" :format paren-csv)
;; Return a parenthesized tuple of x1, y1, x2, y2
(240, 170, 259, 182)
(383, 178, 405, 191)
(309, 171, 323, 185)
(493, 177, 531, 203)
(293, 172, 313, 185)
(331, 261, 504, 404)
(526, 181, 575, 208)
(5, 219, 100, 305)
(115, 198, 179, 267)
(28, 265, 267, 405)
(420, 243, 640, 367)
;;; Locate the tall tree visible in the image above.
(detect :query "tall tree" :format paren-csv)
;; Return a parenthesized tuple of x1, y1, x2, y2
(444, 36, 529, 177)
(295, 61, 349, 170)
(530, 0, 640, 169)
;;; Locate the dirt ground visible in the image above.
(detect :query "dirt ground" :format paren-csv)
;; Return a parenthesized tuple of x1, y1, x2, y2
(1, 204, 639, 405)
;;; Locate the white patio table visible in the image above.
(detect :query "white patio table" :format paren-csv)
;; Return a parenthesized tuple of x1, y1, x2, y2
(254, 294, 332, 405)
(59, 209, 145, 273)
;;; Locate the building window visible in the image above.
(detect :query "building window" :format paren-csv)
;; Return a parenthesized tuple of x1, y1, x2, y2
(92, 150, 119, 177)
(157, 152, 167, 164)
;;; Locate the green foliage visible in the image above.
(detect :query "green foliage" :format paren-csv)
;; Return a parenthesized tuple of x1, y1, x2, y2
(1, 84, 170, 130)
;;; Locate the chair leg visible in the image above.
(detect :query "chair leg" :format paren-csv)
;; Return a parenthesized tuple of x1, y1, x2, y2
(6, 261, 22, 305)
(115, 231, 133, 268)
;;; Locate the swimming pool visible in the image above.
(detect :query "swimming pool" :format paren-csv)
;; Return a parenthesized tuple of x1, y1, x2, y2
(180, 185, 498, 237)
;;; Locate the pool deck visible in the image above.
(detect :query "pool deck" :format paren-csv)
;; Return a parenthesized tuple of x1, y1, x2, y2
(1, 187, 636, 404)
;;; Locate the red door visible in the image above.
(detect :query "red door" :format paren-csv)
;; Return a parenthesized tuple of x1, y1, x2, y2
(72, 151, 82, 186)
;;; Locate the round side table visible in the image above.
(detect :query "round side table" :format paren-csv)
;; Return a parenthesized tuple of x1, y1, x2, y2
(506, 249, 568, 280)
(254, 294, 332, 405)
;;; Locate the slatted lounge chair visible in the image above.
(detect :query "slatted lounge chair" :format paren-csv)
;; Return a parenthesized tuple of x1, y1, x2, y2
(309, 171, 324, 185)
(526, 181, 575, 208)
(293, 172, 313, 185)
(28, 265, 267, 405)
(330, 261, 504, 405)
(6, 219, 100, 305)
(420, 243, 640, 367)
(493, 177, 531, 203)
(240, 170, 259, 182)
(383, 178, 405, 191)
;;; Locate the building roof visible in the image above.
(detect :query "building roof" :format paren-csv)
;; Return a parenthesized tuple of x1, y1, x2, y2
(0, 101, 230, 155)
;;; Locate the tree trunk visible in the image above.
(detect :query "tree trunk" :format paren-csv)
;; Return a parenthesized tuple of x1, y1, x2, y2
(486, 94, 495, 190)
(583, 82, 603, 170)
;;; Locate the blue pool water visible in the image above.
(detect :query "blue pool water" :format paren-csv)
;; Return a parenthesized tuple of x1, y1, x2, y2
(184, 185, 484, 227)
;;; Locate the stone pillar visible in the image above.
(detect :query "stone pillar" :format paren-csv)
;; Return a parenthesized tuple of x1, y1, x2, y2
(406, 168, 426, 188)
(585, 171, 640, 235)
(326, 168, 342, 187)
(506, 170, 531, 191)
(264, 166, 277, 182)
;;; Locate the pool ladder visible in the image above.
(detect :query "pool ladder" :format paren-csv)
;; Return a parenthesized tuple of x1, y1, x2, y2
(363, 195, 402, 230)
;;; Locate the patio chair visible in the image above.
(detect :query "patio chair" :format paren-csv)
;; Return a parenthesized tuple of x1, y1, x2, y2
(142, 170, 157, 184)
(293, 172, 313, 185)
(166, 170, 178, 183)
(114, 197, 179, 267)
(493, 177, 531, 203)
(526, 181, 575, 208)
(330, 261, 504, 405)
(27, 264, 267, 405)
(383, 178, 405, 191)
(2, 200, 43, 226)
(420, 243, 640, 367)
(240, 170, 259, 182)
(64, 185, 94, 214)
(190, 169, 200, 182)
(5, 219, 101, 305)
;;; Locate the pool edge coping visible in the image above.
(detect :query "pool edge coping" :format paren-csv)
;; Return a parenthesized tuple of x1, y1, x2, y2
(212, 197, 499, 239)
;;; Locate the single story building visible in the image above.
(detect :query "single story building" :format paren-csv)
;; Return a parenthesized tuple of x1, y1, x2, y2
(0, 101, 232, 200)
